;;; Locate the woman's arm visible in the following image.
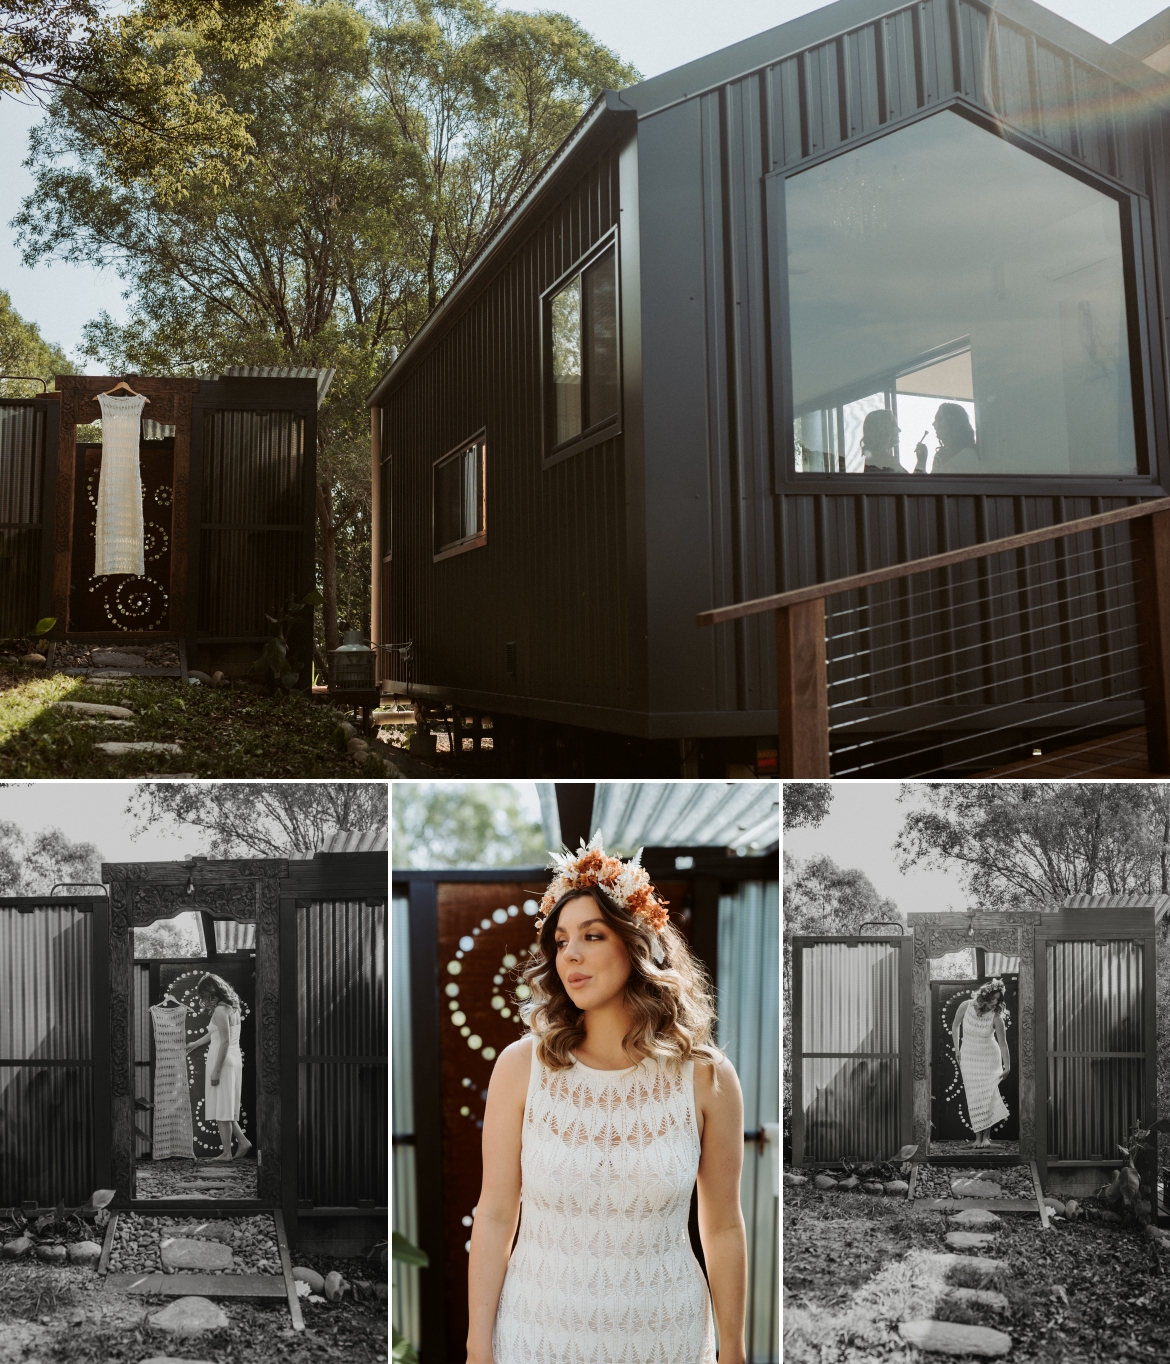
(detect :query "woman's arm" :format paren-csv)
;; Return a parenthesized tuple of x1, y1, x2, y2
(995, 1016, 1010, 1075)
(952, 1000, 968, 1057)
(695, 1055, 747, 1364)
(208, 1007, 229, 1083)
(466, 1037, 530, 1364)
(186, 1032, 211, 1054)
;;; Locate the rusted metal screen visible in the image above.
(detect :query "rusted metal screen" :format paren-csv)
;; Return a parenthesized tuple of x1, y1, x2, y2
(198, 408, 308, 638)
(795, 939, 907, 1164)
(1047, 941, 1145, 1161)
(298, 900, 387, 1206)
(0, 402, 46, 636)
(0, 905, 94, 1204)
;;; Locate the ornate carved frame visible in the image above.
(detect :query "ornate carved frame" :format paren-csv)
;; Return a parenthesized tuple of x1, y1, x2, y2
(908, 913, 1041, 1159)
(103, 858, 288, 1208)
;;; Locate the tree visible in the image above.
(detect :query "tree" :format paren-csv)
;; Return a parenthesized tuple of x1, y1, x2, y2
(0, 820, 102, 893)
(127, 780, 387, 855)
(0, 288, 75, 396)
(782, 783, 833, 832)
(393, 781, 546, 868)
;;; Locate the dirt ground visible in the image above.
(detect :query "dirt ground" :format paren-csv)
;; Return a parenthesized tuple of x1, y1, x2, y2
(785, 1180, 1170, 1363)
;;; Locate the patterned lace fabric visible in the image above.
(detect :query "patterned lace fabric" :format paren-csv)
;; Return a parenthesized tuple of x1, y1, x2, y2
(960, 1006, 1009, 1132)
(95, 393, 147, 575)
(150, 1004, 194, 1159)
(493, 1046, 716, 1364)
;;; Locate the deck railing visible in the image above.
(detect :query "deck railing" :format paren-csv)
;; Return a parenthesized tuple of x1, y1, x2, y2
(698, 498, 1170, 778)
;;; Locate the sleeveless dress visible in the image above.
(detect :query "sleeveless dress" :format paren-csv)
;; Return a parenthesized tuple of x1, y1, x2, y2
(149, 1003, 194, 1159)
(94, 393, 147, 575)
(960, 1006, 1009, 1132)
(205, 1008, 243, 1121)
(493, 1046, 716, 1364)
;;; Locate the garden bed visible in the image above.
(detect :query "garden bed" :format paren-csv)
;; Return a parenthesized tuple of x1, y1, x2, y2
(913, 1162, 1037, 1201)
(105, 1212, 280, 1275)
(134, 1156, 258, 1200)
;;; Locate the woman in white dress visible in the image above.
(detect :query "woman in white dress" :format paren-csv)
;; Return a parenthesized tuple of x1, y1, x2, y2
(951, 979, 1010, 1148)
(468, 835, 747, 1364)
(185, 974, 252, 1162)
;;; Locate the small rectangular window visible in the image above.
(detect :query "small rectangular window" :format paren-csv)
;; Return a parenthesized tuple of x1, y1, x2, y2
(433, 436, 485, 559)
(547, 243, 620, 455)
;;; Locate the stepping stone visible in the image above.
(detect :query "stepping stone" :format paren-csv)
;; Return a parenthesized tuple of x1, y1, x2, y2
(157, 1225, 230, 1241)
(924, 1253, 1007, 1280)
(160, 1238, 234, 1271)
(945, 1231, 999, 1249)
(148, 1297, 229, 1334)
(945, 1286, 1009, 1314)
(952, 1178, 1002, 1198)
(899, 1321, 1011, 1357)
(92, 650, 146, 668)
(141, 1358, 216, 1364)
(66, 1240, 102, 1266)
(96, 741, 183, 755)
(948, 1208, 1003, 1227)
(54, 701, 135, 719)
(83, 675, 133, 683)
(75, 719, 135, 727)
(921, 1198, 1038, 1213)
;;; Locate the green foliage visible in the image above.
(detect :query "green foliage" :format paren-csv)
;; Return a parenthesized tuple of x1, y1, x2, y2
(251, 590, 324, 689)
(393, 780, 546, 868)
(3, 1188, 114, 1244)
(0, 819, 103, 895)
(133, 911, 204, 957)
(783, 783, 834, 831)
(391, 1230, 428, 1266)
(0, 290, 74, 396)
(1097, 1120, 1170, 1226)
(32, 617, 56, 637)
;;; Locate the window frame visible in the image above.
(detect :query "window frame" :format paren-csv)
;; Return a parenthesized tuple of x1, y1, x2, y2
(769, 96, 1164, 498)
(432, 429, 487, 563)
(541, 227, 623, 467)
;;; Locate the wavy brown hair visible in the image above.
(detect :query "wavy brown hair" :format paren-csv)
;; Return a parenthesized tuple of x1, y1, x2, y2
(196, 973, 243, 1013)
(519, 885, 722, 1073)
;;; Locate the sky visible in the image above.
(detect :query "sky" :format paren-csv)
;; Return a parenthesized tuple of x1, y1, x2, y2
(0, 0, 1163, 365)
(782, 781, 972, 917)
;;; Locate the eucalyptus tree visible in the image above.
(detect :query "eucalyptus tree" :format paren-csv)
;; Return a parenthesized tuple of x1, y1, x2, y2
(0, 288, 74, 395)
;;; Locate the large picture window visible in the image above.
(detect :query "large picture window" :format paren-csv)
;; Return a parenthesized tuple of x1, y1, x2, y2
(546, 243, 620, 454)
(433, 435, 485, 560)
(785, 109, 1140, 477)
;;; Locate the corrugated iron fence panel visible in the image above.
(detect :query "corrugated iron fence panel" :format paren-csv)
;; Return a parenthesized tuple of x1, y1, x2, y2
(717, 882, 779, 1364)
(800, 942, 901, 1162)
(0, 403, 45, 637)
(391, 895, 420, 1350)
(0, 906, 93, 1204)
(298, 900, 387, 1206)
(133, 963, 152, 1158)
(199, 409, 307, 637)
(1047, 940, 1145, 1161)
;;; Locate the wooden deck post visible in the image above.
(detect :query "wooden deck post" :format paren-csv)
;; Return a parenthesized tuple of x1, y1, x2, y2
(775, 597, 830, 777)
(1133, 509, 1170, 774)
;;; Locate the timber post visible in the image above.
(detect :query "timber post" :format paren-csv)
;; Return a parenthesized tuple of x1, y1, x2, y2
(775, 597, 830, 778)
(1133, 508, 1170, 774)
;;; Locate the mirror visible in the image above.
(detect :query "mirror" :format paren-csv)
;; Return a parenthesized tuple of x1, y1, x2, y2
(132, 914, 260, 1201)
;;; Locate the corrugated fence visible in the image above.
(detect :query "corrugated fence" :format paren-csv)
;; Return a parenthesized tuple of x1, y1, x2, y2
(391, 895, 420, 1348)
(0, 403, 46, 637)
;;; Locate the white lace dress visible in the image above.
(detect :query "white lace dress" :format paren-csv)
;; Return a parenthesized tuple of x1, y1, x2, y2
(960, 1006, 1009, 1132)
(493, 1047, 716, 1364)
(149, 1003, 194, 1159)
(94, 392, 146, 575)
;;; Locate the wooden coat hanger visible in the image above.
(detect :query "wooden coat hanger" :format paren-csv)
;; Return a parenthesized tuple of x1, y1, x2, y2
(101, 380, 150, 402)
(160, 991, 182, 1007)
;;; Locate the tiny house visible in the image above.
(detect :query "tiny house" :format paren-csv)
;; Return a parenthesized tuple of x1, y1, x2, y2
(370, 0, 1170, 776)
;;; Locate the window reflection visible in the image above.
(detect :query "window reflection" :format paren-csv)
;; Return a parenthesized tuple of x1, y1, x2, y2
(786, 110, 1138, 476)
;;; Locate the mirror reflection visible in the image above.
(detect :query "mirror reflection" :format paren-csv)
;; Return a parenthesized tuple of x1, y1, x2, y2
(133, 915, 259, 1200)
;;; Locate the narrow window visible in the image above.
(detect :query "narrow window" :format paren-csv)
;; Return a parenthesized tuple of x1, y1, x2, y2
(433, 436, 485, 559)
(547, 243, 620, 453)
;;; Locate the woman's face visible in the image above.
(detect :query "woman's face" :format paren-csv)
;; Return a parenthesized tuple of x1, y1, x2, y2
(553, 896, 632, 1010)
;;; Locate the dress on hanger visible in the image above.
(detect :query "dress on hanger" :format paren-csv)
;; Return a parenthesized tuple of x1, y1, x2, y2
(94, 392, 147, 575)
(493, 1046, 716, 1364)
(205, 1007, 243, 1122)
(960, 1006, 1009, 1132)
(149, 1003, 194, 1159)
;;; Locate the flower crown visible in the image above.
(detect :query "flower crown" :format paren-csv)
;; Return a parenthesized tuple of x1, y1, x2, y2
(537, 831, 670, 936)
(973, 977, 1006, 1002)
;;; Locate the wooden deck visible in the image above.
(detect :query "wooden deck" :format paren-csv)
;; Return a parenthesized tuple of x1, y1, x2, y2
(978, 727, 1151, 779)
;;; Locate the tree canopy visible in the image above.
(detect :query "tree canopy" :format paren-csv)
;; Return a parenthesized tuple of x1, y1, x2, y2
(393, 781, 547, 868)
(0, 818, 102, 893)
(783, 783, 833, 832)
(0, 288, 74, 396)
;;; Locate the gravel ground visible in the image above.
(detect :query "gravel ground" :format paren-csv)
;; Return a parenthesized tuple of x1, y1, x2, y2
(106, 1211, 280, 1275)
(913, 1162, 1037, 1200)
(135, 1156, 258, 1199)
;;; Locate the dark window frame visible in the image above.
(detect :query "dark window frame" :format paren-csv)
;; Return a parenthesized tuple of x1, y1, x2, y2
(541, 227, 623, 467)
(769, 96, 1166, 499)
(432, 429, 487, 563)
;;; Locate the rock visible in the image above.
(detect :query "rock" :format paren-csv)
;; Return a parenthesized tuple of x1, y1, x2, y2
(57, 700, 138, 719)
(782, 1173, 807, 1187)
(1064, 1199, 1079, 1218)
(160, 1238, 234, 1271)
(347, 736, 369, 754)
(861, 1181, 885, 1195)
(337, 721, 358, 739)
(813, 1175, 838, 1190)
(211, 671, 226, 688)
(952, 1178, 1002, 1198)
(92, 650, 145, 668)
(323, 1270, 349, 1303)
(884, 1180, 910, 1195)
(148, 1297, 229, 1335)
(837, 1174, 860, 1190)
(95, 741, 183, 755)
(35, 1244, 67, 1263)
(1043, 1198, 1066, 1217)
(20, 653, 46, 664)
(1, 1236, 32, 1259)
(375, 1283, 388, 1304)
(84, 671, 133, 680)
(1145, 1223, 1170, 1242)
(141, 1358, 217, 1364)
(945, 1287, 1009, 1313)
(66, 1240, 102, 1267)
(292, 1266, 325, 1294)
(1099, 1210, 1123, 1224)
(945, 1231, 999, 1250)
(949, 1208, 1002, 1227)
(899, 1320, 1011, 1356)
(188, 670, 212, 685)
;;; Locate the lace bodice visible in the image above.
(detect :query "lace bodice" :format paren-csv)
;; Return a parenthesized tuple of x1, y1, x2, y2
(493, 1043, 715, 1364)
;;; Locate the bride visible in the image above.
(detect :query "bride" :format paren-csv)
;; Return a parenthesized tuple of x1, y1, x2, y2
(951, 978, 1010, 1148)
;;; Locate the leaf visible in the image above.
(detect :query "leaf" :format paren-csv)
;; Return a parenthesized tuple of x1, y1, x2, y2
(893, 1144, 919, 1162)
(392, 1231, 429, 1267)
(33, 617, 56, 635)
(392, 1325, 421, 1364)
(281, 671, 299, 689)
(302, 589, 324, 607)
(1149, 1118, 1170, 1135)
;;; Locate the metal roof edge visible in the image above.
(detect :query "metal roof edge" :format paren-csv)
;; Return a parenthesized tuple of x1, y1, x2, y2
(1115, 6, 1170, 61)
(367, 93, 633, 408)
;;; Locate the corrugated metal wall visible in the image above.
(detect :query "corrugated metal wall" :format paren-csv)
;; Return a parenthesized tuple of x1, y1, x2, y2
(297, 900, 387, 1206)
(0, 906, 94, 1204)
(391, 895, 421, 1350)
(1047, 939, 1145, 1161)
(0, 402, 46, 637)
(133, 963, 152, 1158)
(380, 143, 633, 713)
(198, 408, 308, 637)
(799, 941, 902, 1162)
(718, 882, 779, 1364)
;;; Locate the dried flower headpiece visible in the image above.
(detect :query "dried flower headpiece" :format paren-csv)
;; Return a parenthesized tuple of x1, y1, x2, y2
(537, 831, 669, 962)
(972, 977, 1006, 1005)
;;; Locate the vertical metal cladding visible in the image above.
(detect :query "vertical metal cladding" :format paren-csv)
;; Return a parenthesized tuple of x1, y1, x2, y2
(0, 906, 94, 1204)
(381, 144, 631, 712)
(133, 963, 152, 1158)
(391, 896, 420, 1347)
(297, 900, 387, 1206)
(1047, 939, 1145, 1161)
(800, 941, 901, 1163)
(0, 403, 45, 636)
(199, 409, 306, 637)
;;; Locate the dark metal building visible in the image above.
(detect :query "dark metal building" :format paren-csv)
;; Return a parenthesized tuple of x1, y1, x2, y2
(369, 0, 1170, 776)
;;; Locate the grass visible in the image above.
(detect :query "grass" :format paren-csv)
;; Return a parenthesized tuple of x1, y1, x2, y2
(0, 664, 386, 778)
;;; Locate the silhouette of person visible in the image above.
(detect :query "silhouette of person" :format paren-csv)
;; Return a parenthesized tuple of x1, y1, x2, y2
(860, 409, 906, 473)
(917, 403, 980, 473)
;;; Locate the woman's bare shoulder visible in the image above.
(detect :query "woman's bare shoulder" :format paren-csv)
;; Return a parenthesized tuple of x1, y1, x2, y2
(490, 1036, 534, 1095)
(693, 1051, 741, 1101)
(955, 999, 971, 1017)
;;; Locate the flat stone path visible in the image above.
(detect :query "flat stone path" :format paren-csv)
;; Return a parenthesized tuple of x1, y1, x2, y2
(899, 1320, 1012, 1356)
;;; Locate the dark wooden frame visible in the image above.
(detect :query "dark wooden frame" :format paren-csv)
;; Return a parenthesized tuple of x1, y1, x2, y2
(432, 430, 488, 563)
(0, 393, 62, 633)
(791, 933, 914, 1168)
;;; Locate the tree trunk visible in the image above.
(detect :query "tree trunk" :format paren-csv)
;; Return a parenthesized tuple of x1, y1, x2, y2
(316, 480, 340, 653)
(427, 220, 439, 312)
